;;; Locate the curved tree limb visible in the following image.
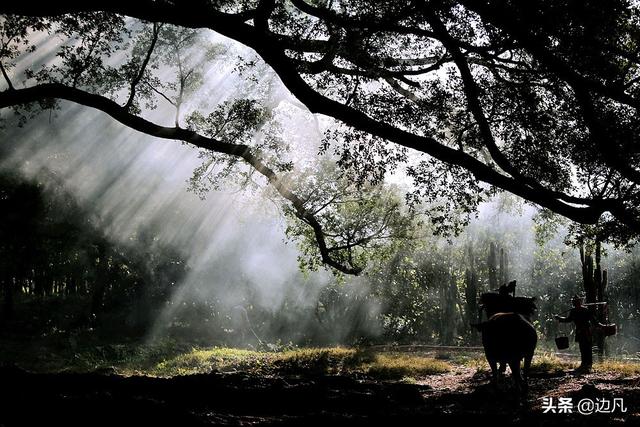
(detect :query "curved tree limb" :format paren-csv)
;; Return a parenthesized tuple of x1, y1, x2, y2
(1, 2, 639, 233)
(0, 83, 363, 274)
(459, 0, 640, 185)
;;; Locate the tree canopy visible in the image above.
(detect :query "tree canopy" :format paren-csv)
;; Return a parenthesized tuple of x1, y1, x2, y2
(2, 1, 640, 273)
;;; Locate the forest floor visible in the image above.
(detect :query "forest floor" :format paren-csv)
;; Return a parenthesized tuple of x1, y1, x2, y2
(0, 340, 639, 426)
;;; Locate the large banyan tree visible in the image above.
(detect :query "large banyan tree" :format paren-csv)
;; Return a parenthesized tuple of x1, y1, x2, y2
(1, 1, 640, 273)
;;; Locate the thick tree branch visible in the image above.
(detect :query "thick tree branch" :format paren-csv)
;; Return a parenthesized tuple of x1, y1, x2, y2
(1, 2, 639, 232)
(0, 61, 14, 90)
(427, 10, 559, 196)
(573, 88, 640, 186)
(459, 0, 640, 111)
(0, 83, 362, 274)
(289, 0, 435, 39)
(220, 27, 607, 225)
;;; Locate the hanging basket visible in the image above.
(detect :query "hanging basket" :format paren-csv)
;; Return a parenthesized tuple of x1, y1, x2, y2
(555, 335, 570, 350)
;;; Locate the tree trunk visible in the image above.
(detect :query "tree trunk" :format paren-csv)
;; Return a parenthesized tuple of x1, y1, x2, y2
(580, 240, 609, 358)
(579, 244, 597, 304)
(594, 241, 608, 358)
(488, 242, 498, 290)
(498, 248, 505, 286)
(89, 245, 109, 326)
(440, 269, 458, 345)
(465, 245, 479, 343)
(503, 250, 509, 286)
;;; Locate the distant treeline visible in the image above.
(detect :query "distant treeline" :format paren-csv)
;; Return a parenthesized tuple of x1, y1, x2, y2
(0, 170, 186, 336)
(1, 169, 640, 353)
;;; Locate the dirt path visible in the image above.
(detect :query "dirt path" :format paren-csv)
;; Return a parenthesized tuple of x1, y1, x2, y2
(418, 366, 640, 424)
(418, 365, 479, 393)
(0, 366, 637, 426)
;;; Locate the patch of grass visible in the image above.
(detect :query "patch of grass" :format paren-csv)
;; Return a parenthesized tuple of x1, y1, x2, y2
(151, 347, 265, 377)
(148, 347, 365, 377)
(145, 347, 638, 379)
(6, 337, 636, 380)
(457, 352, 577, 375)
(364, 353, 451, 379)
(146, 347, 451, 380)
(528, 352, 640, 376)
(0, 336, 191, 375)
(434, 352, 452, 360)
(271, 347, 370, 375)
(455, 351, 573, 374)
(530, 352, 577, 375)
(76, 339, 196, 375)
(593, 359, 640, 376)
(399, 376, 418, 384)
(455, 350, 640, 377)
(456, 354, 489, 370)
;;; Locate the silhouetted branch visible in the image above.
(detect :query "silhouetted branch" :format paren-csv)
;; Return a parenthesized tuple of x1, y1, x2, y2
(0, 83, 363, 274)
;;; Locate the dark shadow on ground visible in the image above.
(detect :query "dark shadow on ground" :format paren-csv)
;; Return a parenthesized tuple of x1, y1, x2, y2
(0, 366, 637, 426)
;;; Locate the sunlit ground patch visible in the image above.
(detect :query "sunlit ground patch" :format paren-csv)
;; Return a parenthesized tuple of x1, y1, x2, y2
(454, 350, 639, 378)
(147, 347, 451, 380)
(3, 338, 639, 381)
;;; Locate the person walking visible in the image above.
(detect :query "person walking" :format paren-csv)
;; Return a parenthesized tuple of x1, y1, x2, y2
(555, 295, 604, 372)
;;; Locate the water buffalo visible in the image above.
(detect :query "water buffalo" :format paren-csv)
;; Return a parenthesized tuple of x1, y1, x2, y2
(473, 312, 537, 392)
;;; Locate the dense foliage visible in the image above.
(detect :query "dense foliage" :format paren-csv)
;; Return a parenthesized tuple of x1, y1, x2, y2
(0, 169, 187, 336)
(2, 2, 640, 272)
(1, 169, 638, 356)
(0, 2, 639, 358)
